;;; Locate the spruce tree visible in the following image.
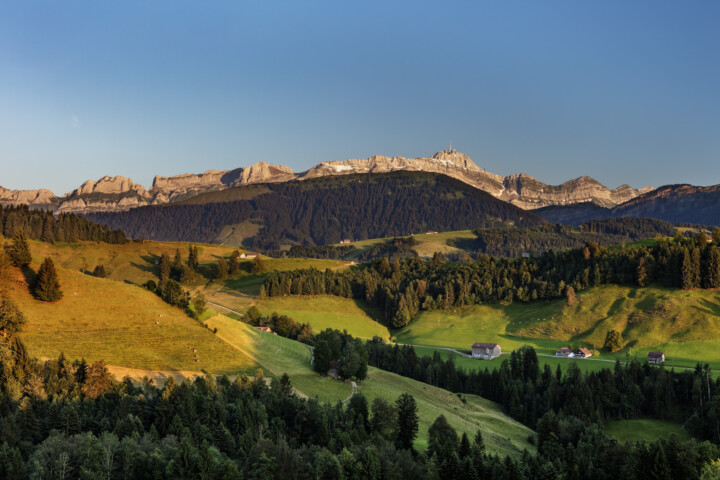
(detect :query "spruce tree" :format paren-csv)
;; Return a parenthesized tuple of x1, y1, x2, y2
(188, 245, 199, 271)
(172, 249, 183, 279)
(34, 257, 63, 302)
(229, 251, 240, 275)
(395, 393, 419, 450)
(5, 231, 32, 268)
(216, 257, 228, 280)
(159, 253, 171, 288)
(681, 248, 696, 290)
(707, 248, 720, 289)
(251, 255, 265, 274)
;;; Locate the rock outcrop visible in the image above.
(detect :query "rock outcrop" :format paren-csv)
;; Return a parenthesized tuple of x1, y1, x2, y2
(3, 151, 654, 214)
(56, 176, 152, 214)
(0, 186, 59, 210)
(300, 150, 651, 209)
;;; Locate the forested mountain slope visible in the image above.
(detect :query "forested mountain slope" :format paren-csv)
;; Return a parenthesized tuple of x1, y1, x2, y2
(87, 172, 544, 249)
(537, 184, 720, 226)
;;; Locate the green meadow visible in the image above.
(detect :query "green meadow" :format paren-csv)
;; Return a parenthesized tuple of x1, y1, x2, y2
(206, 315, 535, 456)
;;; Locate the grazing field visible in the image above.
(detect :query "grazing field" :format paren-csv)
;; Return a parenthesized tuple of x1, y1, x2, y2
(206, 315, 535, 456)
(204, 293, 392, 340)
(6, 265, 255, 374)
(393, 284, 720, 370)
(24, 238, 349, 287)
(341, 230, 478, 259)
(603, 419, 690, 443)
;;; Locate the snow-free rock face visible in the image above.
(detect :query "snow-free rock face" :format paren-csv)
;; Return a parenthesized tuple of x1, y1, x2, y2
(4, 151, 654, 214)
(55, 176, 152, 214)
(0, 186, 59, 210)
(149, 162, 296, 204)
(300, 151, 650, 209)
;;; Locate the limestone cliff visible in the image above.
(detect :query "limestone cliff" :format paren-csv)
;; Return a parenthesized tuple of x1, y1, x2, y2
(0, 186, 59, 210)
(3, 151, 654, 214)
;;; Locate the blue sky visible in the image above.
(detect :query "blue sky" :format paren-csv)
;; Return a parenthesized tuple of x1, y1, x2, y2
(1, 1, 719, 194)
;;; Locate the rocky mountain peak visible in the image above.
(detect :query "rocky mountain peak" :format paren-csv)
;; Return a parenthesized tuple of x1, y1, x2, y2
(3, 150, 655, 215)
(71, 176, 147, 197)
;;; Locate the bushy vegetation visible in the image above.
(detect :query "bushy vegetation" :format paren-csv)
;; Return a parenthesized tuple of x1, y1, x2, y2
(87, 172, 543, 248)
(0, 204, 127, 244)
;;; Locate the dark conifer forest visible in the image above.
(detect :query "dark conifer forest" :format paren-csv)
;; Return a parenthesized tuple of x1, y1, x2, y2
(0, 205, 127, 244)
(265, 234, 720, 327)
(86, 172, 544, 249)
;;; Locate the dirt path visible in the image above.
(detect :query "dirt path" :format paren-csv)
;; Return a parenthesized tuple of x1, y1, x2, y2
(206, 300, 245, 317)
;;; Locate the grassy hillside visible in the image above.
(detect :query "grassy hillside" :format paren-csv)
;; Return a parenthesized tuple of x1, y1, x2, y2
(343, 230, 479, 259)
(394, 284, 720, 370)
(23, 238, 347, 286)
(202, 291, 392, 339)
(206, 315, 535, 456)
(5, 265, 255, 374)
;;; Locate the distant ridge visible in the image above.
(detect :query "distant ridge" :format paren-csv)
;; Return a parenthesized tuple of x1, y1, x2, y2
(0, 150, 652, 213)
(536, 183, 720, 226)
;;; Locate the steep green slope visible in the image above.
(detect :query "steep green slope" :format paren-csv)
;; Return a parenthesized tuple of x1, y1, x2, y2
(206, 315, 535, 456)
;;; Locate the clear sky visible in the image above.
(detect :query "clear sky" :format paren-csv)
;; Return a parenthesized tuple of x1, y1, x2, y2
(1, 1, 719, 194)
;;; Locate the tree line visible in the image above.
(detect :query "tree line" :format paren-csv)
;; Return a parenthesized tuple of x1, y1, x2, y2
(264, 233, 720, 327)
(463, 217, 676, 258)
(0, 204, 127, 244)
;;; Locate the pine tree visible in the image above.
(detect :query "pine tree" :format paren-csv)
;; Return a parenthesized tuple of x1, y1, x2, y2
(251, 255, 265, 274)
(216, 257, 228, 280)
(707, 248, 720, 289)
(159, 253, 171, 288)
(34, 257, 63, 302)
(395, 393, 419, 450)
(681, 248, 696, 290)
(229, 251, 240, 275)
(5, 232, 32, 268)
(188, 245, 199, 271)
(637, 258, 648, 287)
(172, 249, 183, 279)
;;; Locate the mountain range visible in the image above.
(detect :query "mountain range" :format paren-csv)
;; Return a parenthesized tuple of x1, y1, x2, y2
(0, 150, 652, 214)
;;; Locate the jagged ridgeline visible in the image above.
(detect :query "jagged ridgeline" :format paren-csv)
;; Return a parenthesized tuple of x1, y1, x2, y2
(86, 172, 545, 249)
(0, 204, 127, 243)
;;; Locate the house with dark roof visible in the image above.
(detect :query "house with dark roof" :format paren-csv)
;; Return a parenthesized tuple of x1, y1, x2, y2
(575, 348, 592, 358)
(471, 343, 501, 360)
(648, 351, 665, 364)
(555, 347, 574, 357)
